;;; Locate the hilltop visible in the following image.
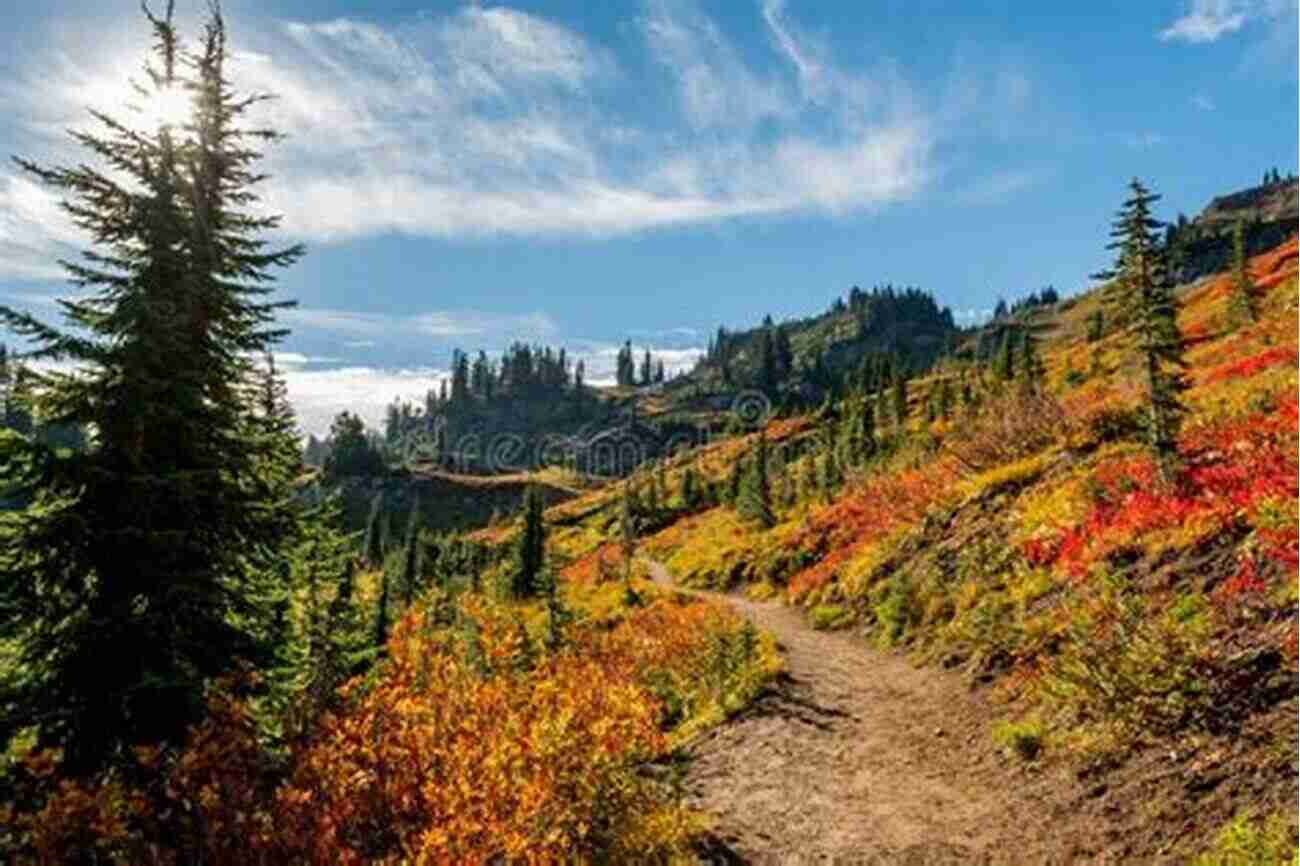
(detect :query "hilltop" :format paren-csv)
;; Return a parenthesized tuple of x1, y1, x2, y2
(1168, 174, 1298, 284)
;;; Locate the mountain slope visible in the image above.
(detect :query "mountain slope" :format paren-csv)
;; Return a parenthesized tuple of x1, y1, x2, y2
(525, 234, 1299, 862)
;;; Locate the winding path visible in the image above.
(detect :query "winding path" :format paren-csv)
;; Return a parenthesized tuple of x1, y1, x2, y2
(646, 561, 1108, 866)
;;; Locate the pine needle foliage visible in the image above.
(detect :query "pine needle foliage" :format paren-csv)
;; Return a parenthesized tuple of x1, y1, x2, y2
(1097, 179, 1189, 486)
(1229, 219, 1258, 328)
(512, 486, 546, 598)
(0, 3, 304, 774)
(400, 501, 423, 607)
(737, 434, 775, 528)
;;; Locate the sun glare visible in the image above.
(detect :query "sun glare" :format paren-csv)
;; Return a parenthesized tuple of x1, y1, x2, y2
(139, 85, 193, 132)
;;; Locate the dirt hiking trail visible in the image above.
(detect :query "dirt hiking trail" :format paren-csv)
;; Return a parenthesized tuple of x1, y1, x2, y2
(646, 561, 1130, 866)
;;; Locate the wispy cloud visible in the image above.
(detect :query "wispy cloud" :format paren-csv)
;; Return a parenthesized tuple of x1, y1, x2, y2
(0, 1, 976, 278)
(953, 169, 1042, 206)
(1159, 0, 1297, 43)
(279, 307, 560, 341)
(1160, 0, 1249, 42)
(1191, 92, 1216, 110)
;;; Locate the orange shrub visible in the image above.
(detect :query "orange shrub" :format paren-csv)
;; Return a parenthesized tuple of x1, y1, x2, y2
(3, 594, 774, 865)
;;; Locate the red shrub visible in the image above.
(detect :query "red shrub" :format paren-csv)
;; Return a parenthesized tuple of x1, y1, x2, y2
(1199, 345, 1298, 385)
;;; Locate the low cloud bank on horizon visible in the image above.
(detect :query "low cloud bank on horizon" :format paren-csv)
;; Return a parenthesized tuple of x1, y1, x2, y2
(278, 343, 704, 439)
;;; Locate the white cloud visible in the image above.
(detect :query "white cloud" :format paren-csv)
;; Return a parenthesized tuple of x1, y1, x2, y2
(282, 365, 445, 437)
(1161, 0, 1249, 42)
(272, 352, 341, 367)
(569, 342, 704, 386)
(279, 307, 560, 341)
(0, 176, 83, 281)
(283, 341, 706, 436)
(0, 1, 961, 275)
(1192, 92, 1217, 110)
(1159, 0, 1296, 43)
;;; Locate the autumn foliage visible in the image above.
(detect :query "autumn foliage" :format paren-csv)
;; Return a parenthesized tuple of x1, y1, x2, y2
(2, 593, 776, 865)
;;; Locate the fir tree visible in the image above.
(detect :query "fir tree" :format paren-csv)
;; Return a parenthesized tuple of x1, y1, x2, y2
(1099, 179, 1189, 485)
(512, 486, 546, 597)
(1018, 329, 1045, 395)
(757, 326, 778, 393)
(0, 5, 305, 773)
(541, 567, 572, 652)
(373, 565, 391, 650)
(892, 378, 908, 429)
(996, 328, 1017, 381)
(618, 483, 637, 581)
(680, 463, 699, 509)
(362, 494, 385, 567)
(858, 397, 877, 461)
(737, 434, 775, 528)
(400, 502, 423, 607)
(1229, 218, 1257, 327)
(286, 493, 364, 728)
(725, 457, 743, 504)
(1086, 309, 1105, 343)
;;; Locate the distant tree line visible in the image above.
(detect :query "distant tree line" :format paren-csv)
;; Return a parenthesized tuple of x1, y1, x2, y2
(615, 340, 667, 387)
(991, 286, 1060, 321)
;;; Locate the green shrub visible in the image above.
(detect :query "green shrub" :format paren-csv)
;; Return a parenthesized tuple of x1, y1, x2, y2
(1039, 578, 1208, 735)
(991, 718, 1044, 761)
(1190, 812, 1299, 866)
(872, 577, 917, 645)
(810, 604, 851, 631)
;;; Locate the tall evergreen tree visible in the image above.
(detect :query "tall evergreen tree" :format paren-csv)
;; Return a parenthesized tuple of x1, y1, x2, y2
(362, 492, 386, 567)
(640, 348, 653, 387)
(1085, 309, 1105, 343)
(892, 378, 908, 429)
(757, 326, 778, 392)
(725, 456, 743, 504)
(618, 483, 637, 581)
(1229, 218, 1257, 327)
(512, 486, 545, 597)
(737, 434, 775, 528)
(1100, 179, 1189, 485)
(373, 563, 391, 650)
(1018, 329, 1045, 395)
(400, 502, 423, 607)
(996, 328, 1017, 381)
(680, 463, 699, 509)
(858, 397, 877, 461)
(0, 5, 305, 773)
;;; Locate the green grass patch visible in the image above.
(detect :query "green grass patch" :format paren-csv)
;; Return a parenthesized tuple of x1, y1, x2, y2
(1189, 811, 1299, 866)
(809, 603, 851, 630)
(991, 717, 1044, 761)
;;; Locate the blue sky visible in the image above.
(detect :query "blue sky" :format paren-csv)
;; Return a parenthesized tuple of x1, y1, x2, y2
(0, 0, 1295, 434)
